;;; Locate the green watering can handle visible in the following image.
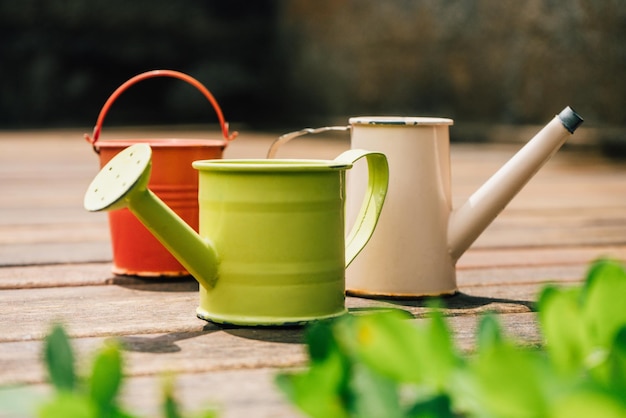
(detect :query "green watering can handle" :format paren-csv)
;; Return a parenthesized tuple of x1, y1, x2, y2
(334, 149, 389, 267)
(267, 127, 389, 267)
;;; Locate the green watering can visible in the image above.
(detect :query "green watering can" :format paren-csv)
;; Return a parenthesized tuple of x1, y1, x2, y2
(84, 144, 389, 326)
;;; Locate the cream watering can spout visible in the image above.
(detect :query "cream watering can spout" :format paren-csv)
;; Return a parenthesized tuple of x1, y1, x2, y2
(344, 106, 583, 297)
(447, 106, 584, 261)
(84, 143, 389, 325)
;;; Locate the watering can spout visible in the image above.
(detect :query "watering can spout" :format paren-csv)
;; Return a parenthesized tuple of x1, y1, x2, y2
(447, 106, 583, 261)
(83, 143, 218, 288)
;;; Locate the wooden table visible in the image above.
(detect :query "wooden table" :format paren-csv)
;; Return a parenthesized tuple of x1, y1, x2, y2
(1, 127, 625, 417)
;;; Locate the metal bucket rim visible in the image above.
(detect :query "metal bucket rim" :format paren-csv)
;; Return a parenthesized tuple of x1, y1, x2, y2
(95, 138, 228, 148)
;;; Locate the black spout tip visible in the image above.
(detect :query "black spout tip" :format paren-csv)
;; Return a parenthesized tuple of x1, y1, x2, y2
(558, 106, 584, 133)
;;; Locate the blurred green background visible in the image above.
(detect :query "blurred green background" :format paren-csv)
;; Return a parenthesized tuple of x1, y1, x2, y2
(0, 0, 624, 132)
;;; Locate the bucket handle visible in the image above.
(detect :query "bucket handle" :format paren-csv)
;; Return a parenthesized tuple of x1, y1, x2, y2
(266, 126, 350, 158)
(84, 69, 238, 153)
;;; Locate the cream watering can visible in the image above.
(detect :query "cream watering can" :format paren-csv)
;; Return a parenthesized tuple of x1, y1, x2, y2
(84, 144, 389, 325)
(268, 106, 584, 297)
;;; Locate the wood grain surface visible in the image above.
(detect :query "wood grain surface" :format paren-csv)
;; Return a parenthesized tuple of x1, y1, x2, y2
(1, 127, 625, 417)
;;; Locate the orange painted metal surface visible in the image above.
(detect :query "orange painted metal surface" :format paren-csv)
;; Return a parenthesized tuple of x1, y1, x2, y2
(85, 70, 237, 277)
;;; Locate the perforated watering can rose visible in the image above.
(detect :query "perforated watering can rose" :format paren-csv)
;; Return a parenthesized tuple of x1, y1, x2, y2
(84, 144, 389, 326)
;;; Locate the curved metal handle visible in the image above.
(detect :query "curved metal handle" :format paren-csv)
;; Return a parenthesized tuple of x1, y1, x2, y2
(335, 149, 389, 267)
(84, 69, 238, 153)
(266, 126, 349, 158)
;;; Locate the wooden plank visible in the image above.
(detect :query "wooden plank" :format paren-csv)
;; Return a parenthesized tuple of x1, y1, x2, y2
(0, 242, 111, 267)
(0, 368, 302, 418)
(0, 262, 122, 289)
(1, 129, 624, 418)
(119, 367, 303, 418)
(471, 223, 626, 248)
(0, 311, 539, 387)
(3, 133, 626, 265)
(1, 243, 614, 290)
(0, 131, 348, 267)
(458, 269, 582, 299)
(0, 313, 541, 417)
(110, 302, 520, 418)
(0, 322, 308, 386)
(4, 222, 623, 267)
(0, 222, 109, 244)
(3, 217, 625, 267)
(0, 260, 565, 343)
(0, 264, 548, 385)
(458, 245, 626, 269)
(0, 281, 202, 343)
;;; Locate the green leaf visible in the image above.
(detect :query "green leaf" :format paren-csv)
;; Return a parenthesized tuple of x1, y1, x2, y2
(350, 363, 403, 418)
(306, 319, 345, 364)
(89, 341, 123, 411)
(337, 311, 427, 384)
(275, 259, 626, 418)
(476, 313, 504, 352)
(44, 324, 76, 392)
(550, 389, 626, 418)
(608, 326, 626, 392)
(581, 259, 626, 349)
(275, 370, 350, 418)
(417, 310, 460, 389)
(583, 258, 626, 295)
(537, 285, 587, 374)
(405, 393, 455, 418)
(38, 392, 96, 418)
(309, 318, 353, 397)
(161, 374, 220, 418)
(592, 325, 626, 393)
(192, 411, 219, 418)
(470, 342, 550, 418)
(276, 320, 353, 418)
(162, 375, 183, 418)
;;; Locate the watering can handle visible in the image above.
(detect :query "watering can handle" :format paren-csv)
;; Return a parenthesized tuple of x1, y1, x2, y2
(84, 69, 238, 152)
(335, 149, 389, 268)
(266, 126, 350, 158)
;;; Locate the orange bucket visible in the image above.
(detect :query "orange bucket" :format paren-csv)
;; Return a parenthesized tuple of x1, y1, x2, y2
(85, 69, 237, 277)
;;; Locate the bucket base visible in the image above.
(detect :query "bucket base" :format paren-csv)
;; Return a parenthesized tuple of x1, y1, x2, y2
(196, 307, 348, 327)
(112, 266, 191, 278)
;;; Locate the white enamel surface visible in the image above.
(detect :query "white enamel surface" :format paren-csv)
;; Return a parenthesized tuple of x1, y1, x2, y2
(346, 122, 458, 296)
(345, 115, 572, 297)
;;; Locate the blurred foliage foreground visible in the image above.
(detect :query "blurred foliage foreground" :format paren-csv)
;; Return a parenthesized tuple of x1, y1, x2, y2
(1, 259, 625, 417)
